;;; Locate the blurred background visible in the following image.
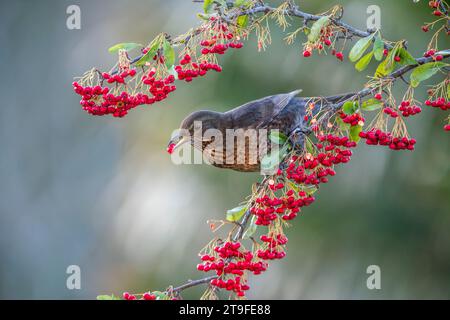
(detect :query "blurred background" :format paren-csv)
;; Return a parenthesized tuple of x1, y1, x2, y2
(0, 0, 449, 299)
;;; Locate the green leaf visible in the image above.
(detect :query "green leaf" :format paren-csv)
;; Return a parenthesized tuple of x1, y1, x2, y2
(97, 295, 121, 300)
(287, 181, 299, 193)
(308, 16, 330, 43)
(398, 48, 417, 65)
(237, 15, 249, 28)
(299, 185, 318, 195)
(375, 58, 395, 78)
(261, 144, 289, 172)
(136, 39, 160, 67)
(349, 34, 374, 62)
(410, 62, 448, 87)
(447, 83, 450, 100)
(373, 36, 384, 61)
(350, 125, 363, 143)
(343, 101, 359, 115)
(269, 131, 288, 145)
(305, 138, 314, 154)
(203, 0, 214, 13)
(243, 216, 258, 240)
(385, 45, 401, 70)
(108, 43, 142, 54)
(355, 51, 374, 71)
(361, 98, 383, 111)
(162, 39, 175, 68)
(226, 205, 248, 222)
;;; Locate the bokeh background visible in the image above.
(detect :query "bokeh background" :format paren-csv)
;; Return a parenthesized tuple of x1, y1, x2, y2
(0, 0, 449, 299)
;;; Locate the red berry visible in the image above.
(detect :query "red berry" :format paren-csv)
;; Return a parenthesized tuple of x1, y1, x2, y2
(303, 50, 311, 58)
(374, 93, 383, 100)
(335, 52, 344, 61)
(143, 293, 156, 300)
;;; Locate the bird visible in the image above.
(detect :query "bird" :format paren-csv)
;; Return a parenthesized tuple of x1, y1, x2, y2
(168, 90, 356, 172)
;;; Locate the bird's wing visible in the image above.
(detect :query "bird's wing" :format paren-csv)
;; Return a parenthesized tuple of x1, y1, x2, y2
(255, 89, 302, 129)
(223, 89, 302, 130)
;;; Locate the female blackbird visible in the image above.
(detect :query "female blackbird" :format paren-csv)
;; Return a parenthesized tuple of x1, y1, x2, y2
(168, 90, 355, 172)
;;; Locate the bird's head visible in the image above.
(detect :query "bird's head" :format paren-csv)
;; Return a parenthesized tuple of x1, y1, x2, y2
(167, 110, 224, 154)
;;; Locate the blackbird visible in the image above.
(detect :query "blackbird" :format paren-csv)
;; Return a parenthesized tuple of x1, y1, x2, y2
(168, 90, 354, 172)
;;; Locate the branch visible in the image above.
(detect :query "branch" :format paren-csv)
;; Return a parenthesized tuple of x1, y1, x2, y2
(330, 49, 450, 111)
(225, 3, 376, 39)
(169, 177, 268, 297)
(119, 0, 383, 74)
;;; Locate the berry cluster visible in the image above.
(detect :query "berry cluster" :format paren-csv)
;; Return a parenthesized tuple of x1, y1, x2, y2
(359, 129, 416, 150)
(175, 54, 222, 82)
(200, 23, 244, 56)
(423, 49, 443, 61)
(425, 97, 450, 110)
(197, 242, 267, 298)
(103, 69, 137, 84)
(201, 41, 243, 55)
(257, 234, 288, 260)
(123, 292, 157, 301)
(73, 82, 153, 117)
(383, 106, 399, 118)
(73, 69, 176, 117)
(429, 0, 444, 16)
(398, 101, 422, 117)
(302, 28, 343, 61)
(251, 191, 314, 225)
(383, 103, 421, 119)
(142, 71, 177, 101)
(339, 112, 365, 126)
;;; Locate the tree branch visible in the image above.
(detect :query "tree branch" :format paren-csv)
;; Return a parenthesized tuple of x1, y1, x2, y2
(330, 49, 450, 111)
(168, 177, 268, 298)
(119, 0, 384, 74)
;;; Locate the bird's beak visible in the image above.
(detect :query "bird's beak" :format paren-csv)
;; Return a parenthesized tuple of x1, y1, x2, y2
(167, 134, 189, 154)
